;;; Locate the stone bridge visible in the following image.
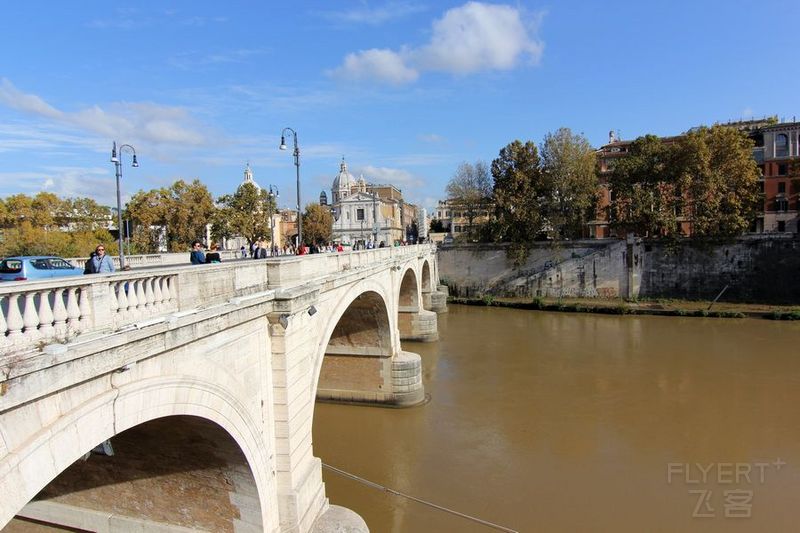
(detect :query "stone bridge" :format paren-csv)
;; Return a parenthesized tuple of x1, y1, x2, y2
(0, 245, 447, 532)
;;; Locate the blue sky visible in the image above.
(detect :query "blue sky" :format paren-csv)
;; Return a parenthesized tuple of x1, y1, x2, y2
(1, 1, 798, 212)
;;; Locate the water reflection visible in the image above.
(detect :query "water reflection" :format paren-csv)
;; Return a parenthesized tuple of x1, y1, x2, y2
(314, 305, 800, 532)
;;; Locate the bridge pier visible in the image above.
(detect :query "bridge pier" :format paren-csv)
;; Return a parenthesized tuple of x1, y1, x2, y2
(398, 306, 439, 342)
(317, 347, 424, 407)
(422, 289, 448, 313)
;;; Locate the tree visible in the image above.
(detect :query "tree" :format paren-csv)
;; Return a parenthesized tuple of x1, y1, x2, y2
(302, 203, 333, 245)
(162, 180, 215, 252)
(212, 182, 276, 248)
(491, 140, 547, 264)
(540, 128, 599, 239)
(609, 127, 760, 239)
(608, 135, 683, 237)
(680, 126, 760, 237)
(429, 218, 445, 233)
(445, 160, 492, 239)
(125, 179, 215, 252)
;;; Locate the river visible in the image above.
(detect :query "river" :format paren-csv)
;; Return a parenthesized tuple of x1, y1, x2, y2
(313, 304, 800, 532)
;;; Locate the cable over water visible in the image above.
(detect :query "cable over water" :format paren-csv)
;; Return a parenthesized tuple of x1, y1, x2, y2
(322, 462, 519, 533)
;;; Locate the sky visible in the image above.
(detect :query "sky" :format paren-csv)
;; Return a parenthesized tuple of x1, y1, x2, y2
(1, 0, 798, 212)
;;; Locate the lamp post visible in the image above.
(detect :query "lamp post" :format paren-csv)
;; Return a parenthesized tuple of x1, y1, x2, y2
(268, 184, 279, 255)
(279, 128, 301, 251)
(372, 190, 379, 243)
(110, 142, 138, 269)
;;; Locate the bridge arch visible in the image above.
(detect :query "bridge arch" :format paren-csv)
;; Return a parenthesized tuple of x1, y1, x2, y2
(311, 279, 397, 405)
(398, 266, 421, 309)
(0, 374, 277, 531)
(421, 260, 432, 293)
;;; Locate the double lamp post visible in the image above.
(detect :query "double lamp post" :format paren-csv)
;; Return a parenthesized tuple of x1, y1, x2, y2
(110, 142, 138, 269)
(279, 127, 302, 250)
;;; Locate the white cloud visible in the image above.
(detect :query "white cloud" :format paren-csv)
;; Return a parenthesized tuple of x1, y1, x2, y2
(355, 165, 426, 190)
(331, 49, 419, 85)
(415, 2, 544, 74)
(742, 107, 754, 118)
(417, 133, 445, 144)
(318, 2, 427, 25)
(0, 78, 210, 147)
(0, 167, 120, 205)
(330, 2, 544, 84)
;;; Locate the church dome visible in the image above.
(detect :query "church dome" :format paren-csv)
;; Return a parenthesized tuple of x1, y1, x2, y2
(239, 162, 261, 192)
(332, 158, 355, 192)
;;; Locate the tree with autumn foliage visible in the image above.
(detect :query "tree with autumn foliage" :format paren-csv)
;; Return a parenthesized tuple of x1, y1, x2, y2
(678, 126, 760, 237)
(0, 192, 116, 257)
(301, 203, 333, 246)
(445, 160, 492, 240)
(125, 179, 215, 253)
(540, 128, 599, 239)
(211, 182, 277, 248)
(609, 126, 760, 238)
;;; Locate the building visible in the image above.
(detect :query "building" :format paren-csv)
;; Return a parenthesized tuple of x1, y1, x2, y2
(329, 159, 417, 245)
(434, 199, 492, 238)
(591, 118, 800, 238)
(752, 121, 800, 233)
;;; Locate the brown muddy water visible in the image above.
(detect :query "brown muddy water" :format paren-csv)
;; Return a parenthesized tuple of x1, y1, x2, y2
(313, 304, 800, 532)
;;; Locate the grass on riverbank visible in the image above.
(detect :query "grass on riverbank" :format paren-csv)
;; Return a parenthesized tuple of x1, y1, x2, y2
(448, 295, 800, 320)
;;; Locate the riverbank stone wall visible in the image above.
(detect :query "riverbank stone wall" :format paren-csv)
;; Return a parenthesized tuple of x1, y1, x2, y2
(438, 235, 800, 304)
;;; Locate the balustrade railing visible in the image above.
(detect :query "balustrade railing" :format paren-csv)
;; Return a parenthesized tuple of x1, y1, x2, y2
(1, 244, 434, 357)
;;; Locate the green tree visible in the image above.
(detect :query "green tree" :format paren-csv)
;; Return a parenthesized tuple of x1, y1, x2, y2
(540, 128, 599, 239)
(125, 179, 215, 252)
(302, 203, 333, 245)
(608, 135, 682, 237)
(491, 140, 547, 264)
(429, 218, 445, 233)
(212, 182, 276, 248)
(126, 189, 166, 253)
(446, 160, 492, 239)
(679, 125, 760, 237)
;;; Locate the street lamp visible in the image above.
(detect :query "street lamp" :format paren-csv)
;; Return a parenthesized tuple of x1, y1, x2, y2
(372, 190, 379, 243)
(268, 184, 279, 255)
(110, 141, 138, 269)
(279, 128, 301, 251)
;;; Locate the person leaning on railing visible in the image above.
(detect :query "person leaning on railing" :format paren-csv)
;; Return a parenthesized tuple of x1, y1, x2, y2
(205, 243, 222, 264)
(84, 244, 115, 274)
(189, 240, 206, 265)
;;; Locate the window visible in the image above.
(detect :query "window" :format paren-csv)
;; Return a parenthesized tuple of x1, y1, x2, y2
(48, 258, 74, 270)
(759, 181, 765, 193)
(778, 220, 786, 232)
(778, 163, 788, 176)
(30, 259, 50, 270)
(356, 208, 365, 221)
(775, 198, 789, 212)
(778, 182, 786, 194)
(776, 133, 789, 158)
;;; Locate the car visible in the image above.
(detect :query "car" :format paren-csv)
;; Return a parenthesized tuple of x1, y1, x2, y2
(0, 256, 84, 282)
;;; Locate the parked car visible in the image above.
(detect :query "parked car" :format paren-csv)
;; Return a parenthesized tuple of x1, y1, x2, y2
(0, 256, 84, 282)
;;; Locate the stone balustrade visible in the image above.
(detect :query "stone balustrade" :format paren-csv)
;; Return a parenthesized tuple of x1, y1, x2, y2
(2, 245, 433, 358)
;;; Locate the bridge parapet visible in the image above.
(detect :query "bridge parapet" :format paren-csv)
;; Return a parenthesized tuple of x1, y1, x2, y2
(1, 245, 434, 359)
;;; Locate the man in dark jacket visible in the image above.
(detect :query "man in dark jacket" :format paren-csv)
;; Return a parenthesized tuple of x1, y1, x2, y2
(190, 240, 206, 264)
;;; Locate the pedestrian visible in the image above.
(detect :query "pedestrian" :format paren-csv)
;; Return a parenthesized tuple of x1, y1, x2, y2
(84, 244, 115, 274)
(205, 243, 222, 263)
(240, 245, 247, 258)
(190, 240, 206, 264)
